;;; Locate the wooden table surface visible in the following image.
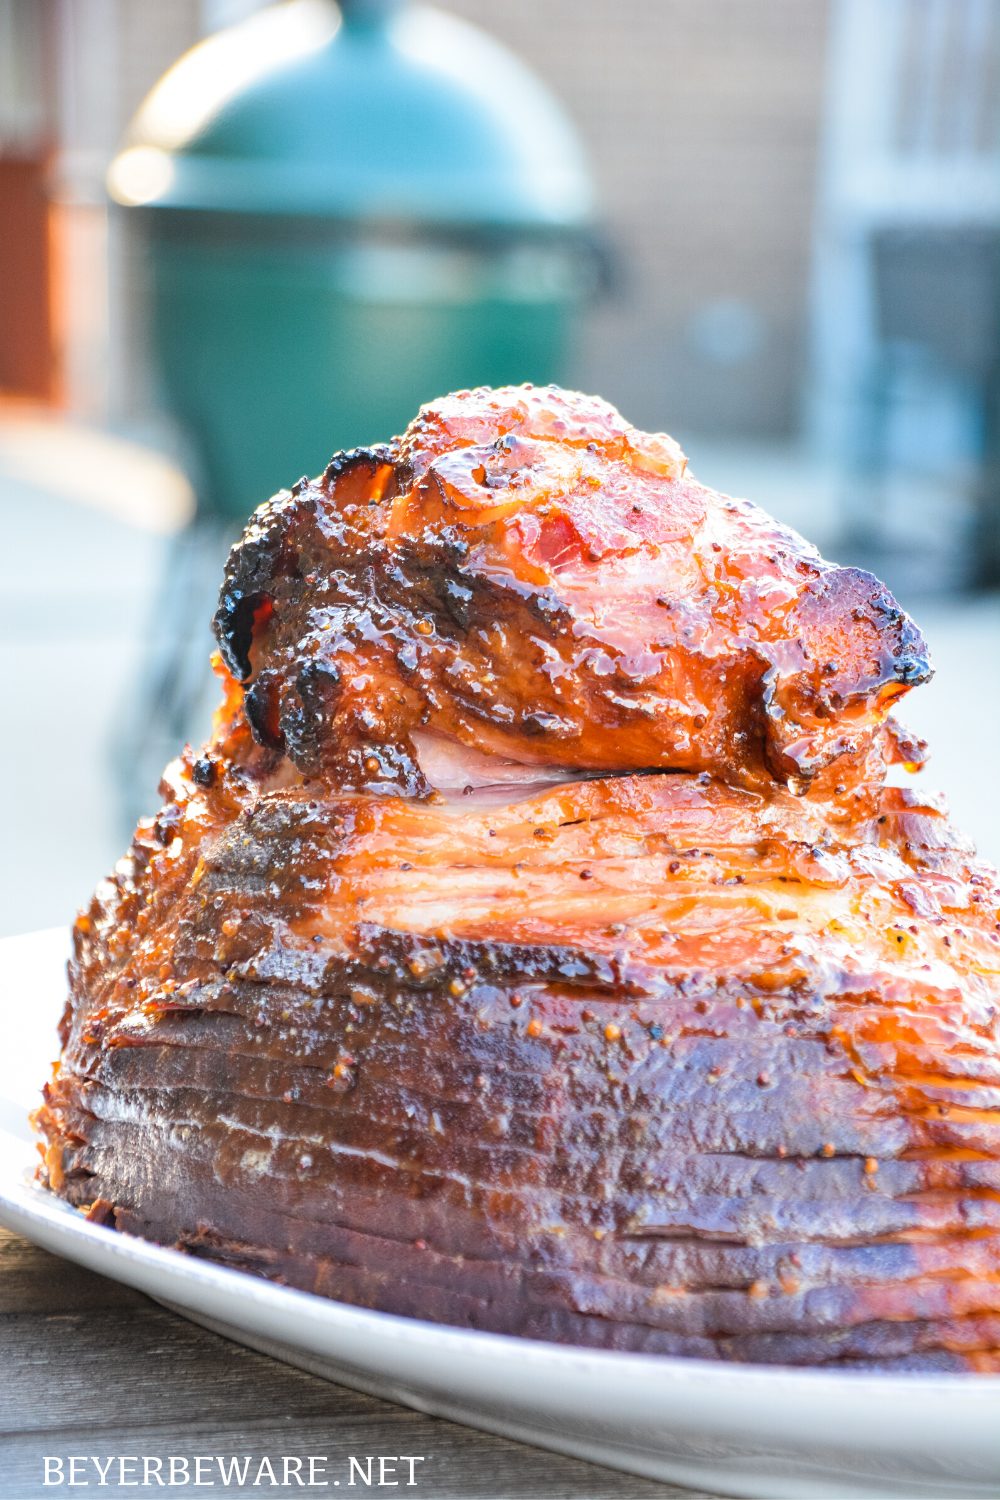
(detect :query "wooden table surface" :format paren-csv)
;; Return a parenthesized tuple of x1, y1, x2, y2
(0, 1227, 717, 1500)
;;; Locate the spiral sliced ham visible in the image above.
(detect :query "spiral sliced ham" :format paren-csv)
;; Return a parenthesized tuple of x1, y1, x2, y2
(36, 386, 1000, 1370)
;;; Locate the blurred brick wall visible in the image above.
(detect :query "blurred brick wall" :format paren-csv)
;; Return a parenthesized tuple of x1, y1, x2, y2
(54, 0, 830, 440)
(49, 0, 204, 415)
(115, 2, 203, 140)
(448, 0, 830, 439)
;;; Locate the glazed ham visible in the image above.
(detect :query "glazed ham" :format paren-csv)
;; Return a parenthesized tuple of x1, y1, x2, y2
(36, 386, 1000, 1370)
(214, 386, 929, 801)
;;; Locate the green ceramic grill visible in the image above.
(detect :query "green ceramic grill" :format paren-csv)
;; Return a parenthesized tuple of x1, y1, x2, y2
(108, 0, 597, 521)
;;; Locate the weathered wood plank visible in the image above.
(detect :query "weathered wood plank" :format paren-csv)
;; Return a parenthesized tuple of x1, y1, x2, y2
(0, 1231, 148, 1315)
(0, 1231, 708, 1498)
(3, 1305, 382, 1432)
(1, 1421, 699, 1500)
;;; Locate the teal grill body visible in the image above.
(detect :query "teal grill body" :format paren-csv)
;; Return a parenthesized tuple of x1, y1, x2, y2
(108, 0, 596, 520)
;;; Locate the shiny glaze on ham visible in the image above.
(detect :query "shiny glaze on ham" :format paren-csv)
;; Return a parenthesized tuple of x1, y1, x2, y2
(36, 386, 1000, 1369)
(213, 386, 929, 801)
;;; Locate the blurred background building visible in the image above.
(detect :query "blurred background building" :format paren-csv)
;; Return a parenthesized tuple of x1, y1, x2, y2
(2, 0, 999, 933)
(5, 0, 834, 434)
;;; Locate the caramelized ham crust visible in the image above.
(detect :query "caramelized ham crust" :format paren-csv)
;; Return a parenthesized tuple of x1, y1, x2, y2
(214, 386, 929, 801)
(36, 386, 1000, 1370)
